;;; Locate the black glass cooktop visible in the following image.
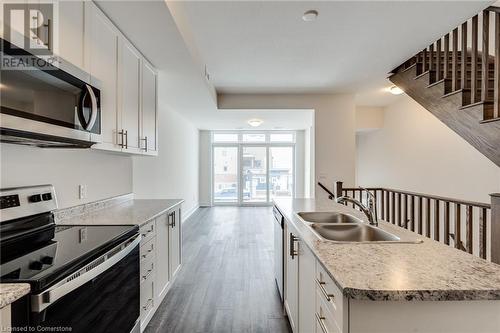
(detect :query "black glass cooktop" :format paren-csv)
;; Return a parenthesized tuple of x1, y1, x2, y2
(0, 224, 138, 291)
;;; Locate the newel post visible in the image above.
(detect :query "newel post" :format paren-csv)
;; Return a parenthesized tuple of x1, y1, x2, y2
(491, 193, 500, 264)
(335, 181, 343, 199)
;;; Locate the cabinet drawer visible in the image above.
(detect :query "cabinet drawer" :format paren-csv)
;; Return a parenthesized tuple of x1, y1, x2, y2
(140, 237, 155, 262)
(316, 289, 341, 333)
(140, 272, 155, 320)
(140, 221, 156, 242)
(140, 255, 155, 284)
(316, 263, 343, 327)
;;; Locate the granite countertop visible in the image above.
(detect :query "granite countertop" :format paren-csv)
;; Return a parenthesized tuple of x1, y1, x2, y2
(56, 198, 184, 227)
(0, 283, 30, 308)
(274, 198, 500, 302)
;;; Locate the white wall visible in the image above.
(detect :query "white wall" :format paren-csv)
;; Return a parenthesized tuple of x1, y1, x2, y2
(0, 144, 133, 209)
(218, 93, 356, 199)
(356, 106, 384, 132)
(198, 130, 212, 206)
(356, 96, 500, 203)
(133, 72, 200, 218)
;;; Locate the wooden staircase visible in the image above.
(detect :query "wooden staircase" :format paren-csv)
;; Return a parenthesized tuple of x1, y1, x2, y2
(389, 7, 500, 167)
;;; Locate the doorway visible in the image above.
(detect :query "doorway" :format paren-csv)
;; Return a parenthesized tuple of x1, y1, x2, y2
(212, 132, 295, 205)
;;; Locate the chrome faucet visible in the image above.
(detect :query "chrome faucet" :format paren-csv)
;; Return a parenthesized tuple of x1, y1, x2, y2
(335, 187, 378, 226)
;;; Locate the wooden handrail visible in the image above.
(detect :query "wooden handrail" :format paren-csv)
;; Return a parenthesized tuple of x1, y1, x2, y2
(339, 185, 490, 209)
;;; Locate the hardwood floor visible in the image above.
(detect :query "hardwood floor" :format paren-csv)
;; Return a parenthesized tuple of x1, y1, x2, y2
(145, 206, 291, 333)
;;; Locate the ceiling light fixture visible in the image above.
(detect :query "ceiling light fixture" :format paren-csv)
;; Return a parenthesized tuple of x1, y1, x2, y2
(247, 119, 263, 127)
(388, 85, 404, 95)
(302, 10, 318, 22)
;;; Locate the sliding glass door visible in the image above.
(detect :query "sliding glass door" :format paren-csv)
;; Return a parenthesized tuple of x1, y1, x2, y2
(269, 147, 294, 200)
(213, 146, 239, 204)
(242, 146, 268, 203)
(212, 132, 295, 205)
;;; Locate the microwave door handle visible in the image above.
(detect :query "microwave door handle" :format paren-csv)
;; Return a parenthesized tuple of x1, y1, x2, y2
(30, 234, 140, 313)
(85, 84, 98, 131)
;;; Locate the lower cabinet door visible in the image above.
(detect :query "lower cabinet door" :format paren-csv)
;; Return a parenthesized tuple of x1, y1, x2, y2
(168, 207, 181, 279)
(140, 272, 155, 330)
(155, 213, 170, 303)
(299, 244, 316, 333)
(284, 225, 299, 332)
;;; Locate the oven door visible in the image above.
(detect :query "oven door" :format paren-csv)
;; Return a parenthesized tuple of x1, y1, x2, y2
(24, 235, 140, 333)
(0, 38, 101, 144)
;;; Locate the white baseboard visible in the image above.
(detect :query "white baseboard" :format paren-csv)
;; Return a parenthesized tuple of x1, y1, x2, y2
(182, 203, 199, 223)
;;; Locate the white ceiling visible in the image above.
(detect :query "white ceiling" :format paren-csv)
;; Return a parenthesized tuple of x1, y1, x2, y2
(96, 0, 313, 129)
(96, 0, 493, 129)
(167, 0, 493, 105)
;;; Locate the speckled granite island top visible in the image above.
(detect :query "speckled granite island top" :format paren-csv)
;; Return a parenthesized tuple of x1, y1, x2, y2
(0, 283, 30, 308)
(274, 198, 500, 302)
(56, 197, 184, 227)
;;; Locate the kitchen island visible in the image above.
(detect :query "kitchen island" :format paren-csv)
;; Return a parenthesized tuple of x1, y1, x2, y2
(273, 198, 500, 333)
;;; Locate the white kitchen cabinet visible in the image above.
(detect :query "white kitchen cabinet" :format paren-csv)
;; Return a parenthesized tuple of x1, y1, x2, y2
(118, 39, 141, 154)
(57, 1, 84, 69)
(0, 305, 11, 330)
(139, 220, 156, 332)
(298, 243, 315, 333)
(84, 1, 120, 150)
(168, 206, 181, 279)
(285, 224, 299, 333)
(140, 60, 158, 155)
(155, 213, 170, 303)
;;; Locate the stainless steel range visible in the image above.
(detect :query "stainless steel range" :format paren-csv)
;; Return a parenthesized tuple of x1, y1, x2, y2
(0, 185, 140, 333)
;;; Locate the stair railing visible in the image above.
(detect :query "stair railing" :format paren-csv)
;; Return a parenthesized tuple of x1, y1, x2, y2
(333, 181, 498, 264)
(397, 7, 500, 122)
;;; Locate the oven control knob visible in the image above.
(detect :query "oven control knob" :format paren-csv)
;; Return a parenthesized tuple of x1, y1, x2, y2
(41, 256, 54, 265)
(42, 193, 52, 201)
(28, 194, 42, 203)
(29, 261, 43, 270)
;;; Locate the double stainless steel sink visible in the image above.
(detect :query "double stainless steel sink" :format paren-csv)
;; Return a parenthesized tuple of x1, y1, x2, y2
(296, 212, 410, 243)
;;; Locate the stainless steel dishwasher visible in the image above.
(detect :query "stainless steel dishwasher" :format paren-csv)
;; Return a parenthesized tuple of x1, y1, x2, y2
(273, 205, 284, 302)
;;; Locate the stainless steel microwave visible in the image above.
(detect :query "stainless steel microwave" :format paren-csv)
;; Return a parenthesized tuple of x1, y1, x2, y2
(0, 38, 101, 148)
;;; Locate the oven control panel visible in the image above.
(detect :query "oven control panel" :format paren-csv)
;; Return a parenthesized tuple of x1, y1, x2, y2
(0, 185, 57, 222)
(0, 194, 20, 209)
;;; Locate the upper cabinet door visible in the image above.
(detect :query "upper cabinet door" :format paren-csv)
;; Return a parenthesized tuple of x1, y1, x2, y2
(58, 1, 84, 69)
(141, 60, 158, 154)
(85, 2, 120, 150)
(119, 40, 141, 153)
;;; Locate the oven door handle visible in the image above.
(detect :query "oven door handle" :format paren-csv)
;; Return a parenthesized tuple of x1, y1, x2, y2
(85, 84, 98, 131)
(31, 234, 141, 313)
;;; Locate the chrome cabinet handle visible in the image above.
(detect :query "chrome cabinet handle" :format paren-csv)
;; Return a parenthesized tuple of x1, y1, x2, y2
(289, 233, 299, 259)
(118, 130, 125, 148)
(168, 212, 176, 228)
(142, 267, 153, 280)
(141, 225, 154, 237)
(45, 18, 51, 50)
(315, 313, 330, 333)
(316, 278, 335, 302)
(140, 136, 148, 152)
(124, 130, 128, 149)
(142, 299, 153, 311)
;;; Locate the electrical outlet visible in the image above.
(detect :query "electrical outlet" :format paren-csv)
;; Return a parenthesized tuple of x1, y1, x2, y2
(78, 185, 87, 199)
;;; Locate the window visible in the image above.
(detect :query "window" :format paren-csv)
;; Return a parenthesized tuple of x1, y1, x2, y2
(213, 133, 238, 143)
(242, 133, 266, 142)
(270, 133, 294, 142)
(212, 131, 296, 205)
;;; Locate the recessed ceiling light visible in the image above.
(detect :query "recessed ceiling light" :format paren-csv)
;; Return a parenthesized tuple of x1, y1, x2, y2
(247, 119, 263, 127)
(302, 10, 318, 22)
(387, 85, 404, 95)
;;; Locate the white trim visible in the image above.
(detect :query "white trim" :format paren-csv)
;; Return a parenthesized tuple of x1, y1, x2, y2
(181, 203, 199, 223)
